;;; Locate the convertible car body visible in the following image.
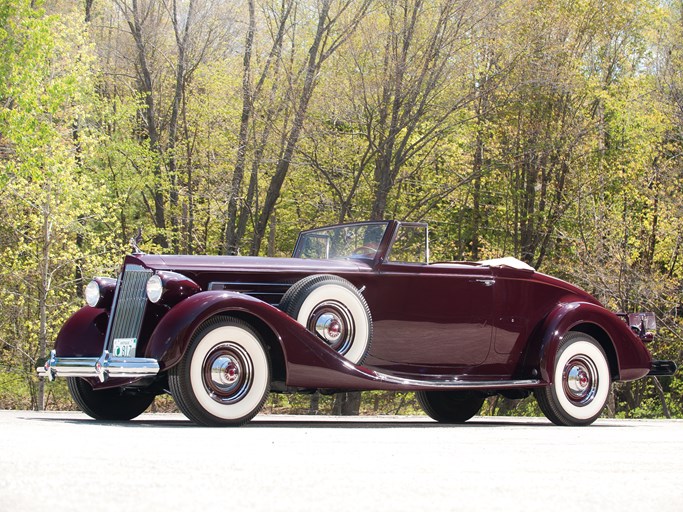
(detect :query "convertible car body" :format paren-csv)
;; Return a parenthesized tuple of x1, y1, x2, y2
(38, 220, 676, 426)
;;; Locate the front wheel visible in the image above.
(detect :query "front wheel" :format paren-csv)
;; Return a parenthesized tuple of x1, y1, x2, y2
(535, 332, 611, 426)
(169, 316, 270, 427)
(67, 377, 154, 421)
(416, 390, 485, 423)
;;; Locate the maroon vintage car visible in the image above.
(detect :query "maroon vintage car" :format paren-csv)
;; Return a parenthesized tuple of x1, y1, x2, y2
(38, 220, 675, 426)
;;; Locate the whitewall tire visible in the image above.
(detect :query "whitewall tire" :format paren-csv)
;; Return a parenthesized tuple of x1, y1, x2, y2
(535, 332, 611, 426)
(169, 317, 270, 426)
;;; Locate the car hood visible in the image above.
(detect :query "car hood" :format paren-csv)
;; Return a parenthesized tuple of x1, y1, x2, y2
(125, 254, 372, 274)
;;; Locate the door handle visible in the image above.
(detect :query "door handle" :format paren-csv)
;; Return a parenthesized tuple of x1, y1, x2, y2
(475, 279, 495, 287)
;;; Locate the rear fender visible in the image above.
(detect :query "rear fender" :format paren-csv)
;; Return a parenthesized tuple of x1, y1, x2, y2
(528, 302, 651, 384)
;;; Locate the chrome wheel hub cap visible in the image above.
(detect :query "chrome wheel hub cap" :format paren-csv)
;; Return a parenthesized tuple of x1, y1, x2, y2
(562, 356, 598, 406)
(315, 313, 343, 343)
(203, 343, 253, 404)
(211, 356, 241, 388)
(308, 301, 354, 355)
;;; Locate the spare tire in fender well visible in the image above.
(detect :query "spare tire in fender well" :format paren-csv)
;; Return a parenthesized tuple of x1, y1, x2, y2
(278, 274, 373, 365)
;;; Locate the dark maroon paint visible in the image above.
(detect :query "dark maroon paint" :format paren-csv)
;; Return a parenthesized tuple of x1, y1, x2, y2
(54, 220, 654, 393)
(55, 306, 108, 358)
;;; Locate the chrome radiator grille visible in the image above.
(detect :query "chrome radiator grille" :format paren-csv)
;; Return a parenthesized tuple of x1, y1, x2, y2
(106, 264, 153, 351)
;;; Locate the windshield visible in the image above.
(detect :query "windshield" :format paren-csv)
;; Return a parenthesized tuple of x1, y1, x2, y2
(293, 222, 389, 259)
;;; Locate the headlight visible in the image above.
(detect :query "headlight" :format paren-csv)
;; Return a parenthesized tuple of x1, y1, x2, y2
(84, 277, 117, 308)
(144, 271, 200, 305)
(85, 280, 101, 307)
(146, 274, 164, 303)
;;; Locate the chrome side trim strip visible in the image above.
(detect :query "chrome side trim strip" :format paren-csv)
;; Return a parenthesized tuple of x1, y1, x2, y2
(37, 350, 159, 383)
(208, 281, 293, 291)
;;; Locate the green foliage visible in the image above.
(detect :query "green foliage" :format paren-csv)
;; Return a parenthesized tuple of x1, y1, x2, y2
(0, 0, 681, 418)
(264, 391, 423, 416)
(0, 1, 121, 409)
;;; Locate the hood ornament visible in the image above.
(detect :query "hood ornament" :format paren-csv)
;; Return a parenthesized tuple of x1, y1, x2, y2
(129, 228, 145, 255)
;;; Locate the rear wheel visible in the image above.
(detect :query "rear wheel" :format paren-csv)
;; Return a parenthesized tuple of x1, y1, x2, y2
(416, 390, 485, 423)
(67, 377, 154, 421)
(169, 316, 270, 427)
(535, 332, 611, 426)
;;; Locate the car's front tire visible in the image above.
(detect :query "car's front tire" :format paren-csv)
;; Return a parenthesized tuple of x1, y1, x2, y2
(169, 316, 270, 427)
(67, 377, 154, 421)
(535, 332, 611, 426)
(416, 390, 485, 423)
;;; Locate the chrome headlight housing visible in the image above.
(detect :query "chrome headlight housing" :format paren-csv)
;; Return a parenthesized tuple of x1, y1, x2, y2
(84, 277, 117, 308)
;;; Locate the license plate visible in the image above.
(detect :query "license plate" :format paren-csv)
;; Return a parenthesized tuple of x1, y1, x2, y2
(112, 338, 137, 358)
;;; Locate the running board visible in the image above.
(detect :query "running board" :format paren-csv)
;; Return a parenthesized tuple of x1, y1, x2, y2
(373, 371, 542, 391)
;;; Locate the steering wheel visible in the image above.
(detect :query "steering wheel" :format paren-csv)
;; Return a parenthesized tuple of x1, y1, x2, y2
(351, 246, 377, 256)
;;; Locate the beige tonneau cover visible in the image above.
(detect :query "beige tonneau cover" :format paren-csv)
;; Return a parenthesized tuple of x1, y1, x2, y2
(477, 257, 535, 272)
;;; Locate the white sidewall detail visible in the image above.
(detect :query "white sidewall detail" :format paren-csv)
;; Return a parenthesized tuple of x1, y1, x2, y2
(553, 340, 610, 421)
(295, 284, 370, 364)
(189, 325, 269, 420)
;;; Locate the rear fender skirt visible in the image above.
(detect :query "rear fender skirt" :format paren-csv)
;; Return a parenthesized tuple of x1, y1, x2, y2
(529, 302, 651, 384)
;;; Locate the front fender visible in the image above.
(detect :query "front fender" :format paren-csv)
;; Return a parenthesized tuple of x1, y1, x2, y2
(530, 302, 651, 384)
(145, 291, 294, 370)
(54, 306, 108, 357)
(143, 290, 402, 390)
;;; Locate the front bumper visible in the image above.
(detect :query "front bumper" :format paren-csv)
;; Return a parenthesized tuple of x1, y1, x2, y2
(37, 350, 160, 382)
(648, 360, 677, 377)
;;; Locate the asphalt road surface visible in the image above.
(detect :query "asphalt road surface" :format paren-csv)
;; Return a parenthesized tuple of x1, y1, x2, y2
(1, 411, 682, 512)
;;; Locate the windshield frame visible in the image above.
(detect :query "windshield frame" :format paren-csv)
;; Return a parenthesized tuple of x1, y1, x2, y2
(292, 221, 392, 261)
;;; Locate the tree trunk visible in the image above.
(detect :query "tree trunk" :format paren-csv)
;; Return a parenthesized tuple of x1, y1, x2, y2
(308, 392, 320, 415)
(225, 0, 255, 255)
(366, 0, 474, 222)
(37, 192, 51, 411)
(250, 0, 370, 254)
(652, 377, 671, 419)
(371, 155, 394, 221)
(267, 213, 276, 257)
(251, 0, 333, 255)
(85, 0, 94, 23)
(471, 174, 481, 260)
(225, 0, 293, 255)
(119, 0, 167, 247)
(333, 392, 362, 416)
(167, 0, 194, 252)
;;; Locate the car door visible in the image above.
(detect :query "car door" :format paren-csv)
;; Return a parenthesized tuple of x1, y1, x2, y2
(364, 261, 495, 372)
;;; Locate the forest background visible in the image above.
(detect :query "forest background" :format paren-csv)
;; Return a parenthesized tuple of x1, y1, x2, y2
(0, 0, 681, 418)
